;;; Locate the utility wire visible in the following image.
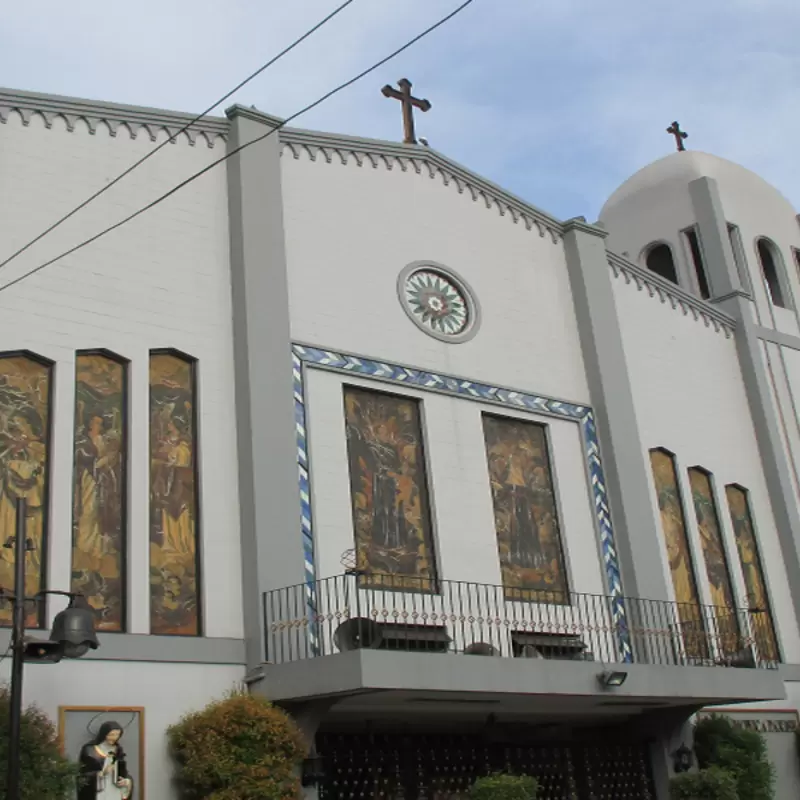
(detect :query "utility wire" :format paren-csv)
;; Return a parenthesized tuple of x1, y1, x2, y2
(0, 0, 476, 295)
(0, 0, 357, 273)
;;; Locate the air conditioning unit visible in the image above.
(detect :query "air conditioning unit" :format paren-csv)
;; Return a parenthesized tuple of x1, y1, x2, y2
(333, 618, 383, 651)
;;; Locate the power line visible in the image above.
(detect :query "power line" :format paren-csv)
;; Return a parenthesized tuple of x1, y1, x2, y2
(0, 0, 476, 295)
(0, 0, 357, 273)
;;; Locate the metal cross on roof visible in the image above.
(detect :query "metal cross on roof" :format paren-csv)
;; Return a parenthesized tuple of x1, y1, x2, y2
(381, 78, 431, 145)
(667, 120, 688, 152)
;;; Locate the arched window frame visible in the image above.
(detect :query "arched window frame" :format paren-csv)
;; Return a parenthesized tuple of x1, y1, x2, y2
(640, 241, 680, 285)
(754, 236, 792, 310)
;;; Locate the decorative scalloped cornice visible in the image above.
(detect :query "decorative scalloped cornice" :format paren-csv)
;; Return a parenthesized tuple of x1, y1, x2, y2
(278, 126, 564, 243)
(608, 252, 736, 338)
(0, 87, 228, 148)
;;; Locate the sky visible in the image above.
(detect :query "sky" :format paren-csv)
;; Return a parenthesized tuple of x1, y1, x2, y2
(3, 0, 799, 221)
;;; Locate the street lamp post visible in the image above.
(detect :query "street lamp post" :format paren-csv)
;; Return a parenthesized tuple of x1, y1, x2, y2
(6, 495, 29, 800)
(3, 498, 100, 800)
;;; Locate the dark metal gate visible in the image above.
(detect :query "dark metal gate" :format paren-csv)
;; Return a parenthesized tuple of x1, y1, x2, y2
(318, 732, 656, 800)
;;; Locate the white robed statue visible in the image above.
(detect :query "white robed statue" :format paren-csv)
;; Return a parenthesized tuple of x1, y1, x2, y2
(77, 721, 134, 800)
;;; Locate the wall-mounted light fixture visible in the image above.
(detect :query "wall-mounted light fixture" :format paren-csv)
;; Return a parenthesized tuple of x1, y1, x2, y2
(673, 743, 693, 774)
(597, 670, 628, 688)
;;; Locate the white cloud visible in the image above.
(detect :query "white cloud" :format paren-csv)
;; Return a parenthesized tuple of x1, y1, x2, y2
(3, 0, 799, 220)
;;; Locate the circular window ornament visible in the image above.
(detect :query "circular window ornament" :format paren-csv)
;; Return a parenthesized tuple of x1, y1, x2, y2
(397, 261, 480, 343)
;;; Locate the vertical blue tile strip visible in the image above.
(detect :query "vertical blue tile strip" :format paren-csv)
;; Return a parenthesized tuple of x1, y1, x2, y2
(292, 344, 631, 662)
(292, 352, 319, 653)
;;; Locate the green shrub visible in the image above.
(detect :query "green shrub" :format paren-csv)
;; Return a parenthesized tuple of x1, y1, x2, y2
(694, 715, 775, 800)
(0, 685, 77, 800)
(470, 773, 539, 800)
(167, 689, 307, 800)
(669, 767, 739, 800)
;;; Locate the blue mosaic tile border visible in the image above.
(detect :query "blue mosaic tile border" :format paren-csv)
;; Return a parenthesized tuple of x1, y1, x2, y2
(292, 344, 631, 661)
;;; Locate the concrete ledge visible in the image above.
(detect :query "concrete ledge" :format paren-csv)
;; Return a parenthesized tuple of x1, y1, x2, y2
(781, 663, 800, 682)
(0, 630, 246, 665)
(259, 651, 786, 705)
(754, 325, 800, 351)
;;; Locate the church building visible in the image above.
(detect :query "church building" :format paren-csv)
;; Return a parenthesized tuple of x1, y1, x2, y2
(1, 84, 799, 800)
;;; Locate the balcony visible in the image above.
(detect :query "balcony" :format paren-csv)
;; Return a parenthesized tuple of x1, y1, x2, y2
(259, 574, 785, 711)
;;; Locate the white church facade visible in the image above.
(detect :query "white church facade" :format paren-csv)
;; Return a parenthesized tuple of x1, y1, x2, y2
(1, 85, 800, 799)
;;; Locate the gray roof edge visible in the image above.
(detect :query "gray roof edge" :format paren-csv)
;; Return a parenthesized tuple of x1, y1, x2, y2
(225, 103, 284, 128)
(0, 86, 229, 138)
(0, 87, 563, 236)
(607, 251, 737, 331)
(278, 124, 566, 238)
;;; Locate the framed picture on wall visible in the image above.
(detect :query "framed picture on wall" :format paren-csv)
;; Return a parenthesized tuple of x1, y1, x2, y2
(58, 706, 145, 800)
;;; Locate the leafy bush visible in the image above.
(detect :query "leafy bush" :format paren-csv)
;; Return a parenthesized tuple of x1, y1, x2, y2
(669, 767, 739, 800)
(470, 773, 539, 800)
(167, 689, 307, 800)
(694, 715, 775, 800)
(0, 685, 77, 800)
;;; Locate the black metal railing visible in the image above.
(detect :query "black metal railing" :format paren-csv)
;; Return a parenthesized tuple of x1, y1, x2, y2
(262, 573, 779, 670)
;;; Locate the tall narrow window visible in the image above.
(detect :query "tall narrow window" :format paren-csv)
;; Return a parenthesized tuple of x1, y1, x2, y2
(343, 386, 437, 591)
(725, 485, 780, 662)
(483, 415, 568, 603)
(684, 228, 712, 300)
(72, 352, 128, 632)
(792, 248, 800, 285)
(649, 449, 707, 659)
(687, 468, 739, 655)
(757, 238, 787, 308)
(727, 223, 752, 294)
(149, 351, 201, 635)
(0, 353, 52, 628)
(645, 243, 679, 284)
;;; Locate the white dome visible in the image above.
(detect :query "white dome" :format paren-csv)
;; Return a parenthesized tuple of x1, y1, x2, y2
(600, 151, 796, 222)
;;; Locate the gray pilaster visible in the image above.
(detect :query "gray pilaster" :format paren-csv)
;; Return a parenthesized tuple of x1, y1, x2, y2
(226, 107, 305, 671)
(689, 178, 746, 301)
(562, 220, 670, 602)
(631, 708, 697, 800)
(691, 176, 800, 624)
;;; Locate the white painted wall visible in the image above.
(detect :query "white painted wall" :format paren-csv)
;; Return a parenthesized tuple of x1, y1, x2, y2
(762, 343, 800, 511)
(0, 658, 244, 800)
(280, 149, 590, 405)
(613, 269, 800, 664)
(0, 110, 243, 638)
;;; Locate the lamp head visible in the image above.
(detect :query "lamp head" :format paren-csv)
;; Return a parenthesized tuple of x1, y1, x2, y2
(673, 743, 694, 773)
(50, 596, 99, 659)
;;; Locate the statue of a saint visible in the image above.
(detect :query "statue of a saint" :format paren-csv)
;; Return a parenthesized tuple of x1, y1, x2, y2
(77, 721, 134, 800)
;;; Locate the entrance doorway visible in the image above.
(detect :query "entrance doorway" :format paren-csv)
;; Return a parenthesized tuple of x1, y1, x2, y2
(318, 731, 656, 800)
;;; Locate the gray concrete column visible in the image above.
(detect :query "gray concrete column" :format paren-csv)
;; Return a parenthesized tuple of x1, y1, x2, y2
(290, 700, 338, 800)
(562, 219, 670, 603)
(226, 106, 305, 672)
(632, 708, 697, 800)
(690, 177, 800, 625)
(689, 177, 747, 301)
